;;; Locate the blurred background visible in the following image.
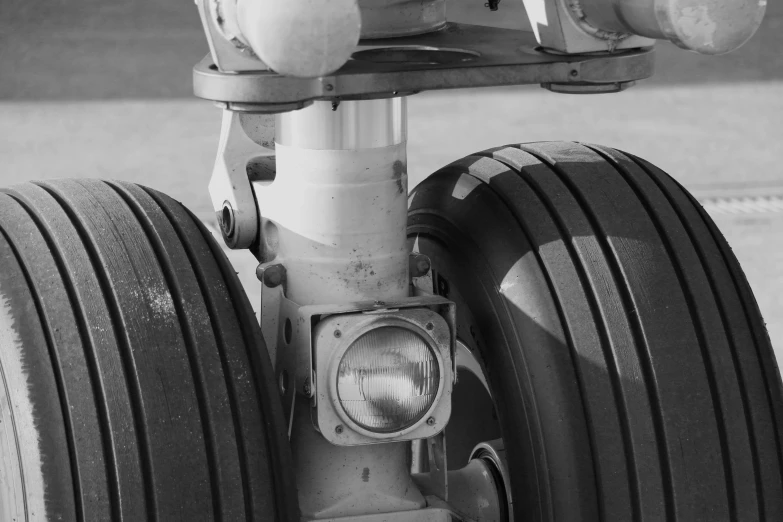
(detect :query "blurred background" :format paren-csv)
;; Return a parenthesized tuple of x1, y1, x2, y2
(1, 0, 781, 356)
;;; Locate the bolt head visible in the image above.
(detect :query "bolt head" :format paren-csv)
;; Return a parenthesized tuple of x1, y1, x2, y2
(409, 254, 432, 278)
(416, 257, 431, 275)
(335, 425, 344, 434)
(426, 417, 436, 426)
(258, 263, 286, 287)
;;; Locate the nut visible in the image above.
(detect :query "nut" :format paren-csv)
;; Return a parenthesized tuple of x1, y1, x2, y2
(219, 201, 236, 238)
(257, 263, 287, 288)
(409, 253, 432, 278)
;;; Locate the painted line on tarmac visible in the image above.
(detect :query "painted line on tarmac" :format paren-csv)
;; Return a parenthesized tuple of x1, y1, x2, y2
(699, 195, 783, 215)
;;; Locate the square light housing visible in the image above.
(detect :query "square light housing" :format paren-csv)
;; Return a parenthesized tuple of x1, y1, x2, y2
(313, 306, 453, 446)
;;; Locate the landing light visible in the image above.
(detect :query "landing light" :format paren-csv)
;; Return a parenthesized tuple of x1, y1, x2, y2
(313, 306, 453, 446)
(337, 327, 440, 433)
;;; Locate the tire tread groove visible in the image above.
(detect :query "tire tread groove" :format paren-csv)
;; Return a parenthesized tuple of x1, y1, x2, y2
(0, 202, 86, 522)
(478, 151, 634, 521)
(490, 151, 642, 521)
(516, 144, 677, 522)
(105, 181, 224, 522)
(185, 204, 295, 522)
(141, 187, 257, 522)
(34, 180, 158, 522)
(584, 144, 738, 521)
(642, 162, 782, 520)
(682, 181, 783, 497)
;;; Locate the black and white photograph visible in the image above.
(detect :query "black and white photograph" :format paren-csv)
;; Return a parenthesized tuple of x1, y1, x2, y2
(0, 0, 780, 519)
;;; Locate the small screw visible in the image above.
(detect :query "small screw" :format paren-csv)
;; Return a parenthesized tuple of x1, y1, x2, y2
(570, 69, 579, 77)
(334, 330, 342, 338)
(325, 83, 334, 91)
(335, 425, 344, 434)
(426, 417, 436, 426)
(426, 322, 435, 331)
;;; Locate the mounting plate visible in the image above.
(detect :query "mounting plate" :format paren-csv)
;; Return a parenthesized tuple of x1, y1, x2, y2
(193, 23, 655, 108)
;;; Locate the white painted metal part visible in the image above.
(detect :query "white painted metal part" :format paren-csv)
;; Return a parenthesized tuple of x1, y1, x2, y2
(256, 98, 426, 519)
(235, 0, 361, 78)
(520, 0, 655, 53)
(574, 0, 766, 54)
(208, 110, 268, 249)
(256, 98, 409, 306)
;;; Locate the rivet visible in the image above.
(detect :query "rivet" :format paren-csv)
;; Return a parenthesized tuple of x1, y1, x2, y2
(334, 330, 342, 338)
(426, 417, 436, 426)
(335, 425, 344, 434)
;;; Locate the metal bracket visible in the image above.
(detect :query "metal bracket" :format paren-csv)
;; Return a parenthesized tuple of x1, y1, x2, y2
(409, 253, 448, 505)
(209, 110, 273, 249)
(266, 293, 458, 440)
(257, 261, 303, 437)
(410, 252, 435, 297)
(194, 23, 655, 109)
(407, 253, 456, 382)
(521, 0, 651, 53)
(257, 262, 285, 364)
(427, 431, 448, 501)
(277, 296, 310, 438)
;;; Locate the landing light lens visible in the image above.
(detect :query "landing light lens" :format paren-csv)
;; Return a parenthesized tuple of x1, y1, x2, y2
(337, 327, 439, 433)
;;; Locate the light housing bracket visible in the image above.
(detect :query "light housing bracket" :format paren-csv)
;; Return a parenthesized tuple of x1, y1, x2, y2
(274, 295, 456, 445)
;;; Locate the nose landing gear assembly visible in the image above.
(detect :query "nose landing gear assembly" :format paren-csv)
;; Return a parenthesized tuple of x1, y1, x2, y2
(0, 0, 777, 520)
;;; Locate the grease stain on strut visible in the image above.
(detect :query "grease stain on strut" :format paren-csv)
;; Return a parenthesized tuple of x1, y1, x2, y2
(392, 160, 406, 195)
(362, 467, 370, 482)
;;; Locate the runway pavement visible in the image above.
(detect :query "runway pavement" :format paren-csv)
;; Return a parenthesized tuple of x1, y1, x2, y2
(1, 81, 781, 360)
